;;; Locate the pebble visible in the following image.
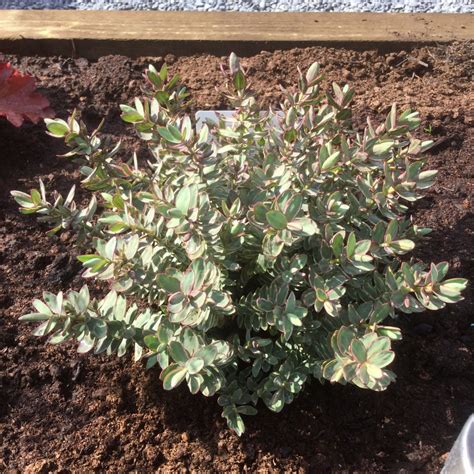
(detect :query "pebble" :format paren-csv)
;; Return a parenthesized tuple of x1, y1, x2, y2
(144, 444, 159, 461)
(76, 57, 89, 68)
(24, 460, 57, 474)
(0, 0, 471, 13)
(342, 68, 352, 79)
(385, 53, 398, 66)
(164, 53, 177, 64)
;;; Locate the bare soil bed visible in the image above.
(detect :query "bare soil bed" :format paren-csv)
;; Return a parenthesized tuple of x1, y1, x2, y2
(0, 42, 473, 472)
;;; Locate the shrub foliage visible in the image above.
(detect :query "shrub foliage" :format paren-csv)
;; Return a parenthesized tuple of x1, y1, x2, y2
(12, 55, 467, 435)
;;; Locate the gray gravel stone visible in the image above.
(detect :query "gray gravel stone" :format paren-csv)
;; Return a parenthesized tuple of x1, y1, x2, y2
(0, 0, 472, 13)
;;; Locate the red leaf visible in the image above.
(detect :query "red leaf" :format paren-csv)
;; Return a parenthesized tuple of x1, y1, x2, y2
(0, 62, 54, 127)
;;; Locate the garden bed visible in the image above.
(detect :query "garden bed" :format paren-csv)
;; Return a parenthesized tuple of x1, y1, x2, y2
(0, 42, 473, 471)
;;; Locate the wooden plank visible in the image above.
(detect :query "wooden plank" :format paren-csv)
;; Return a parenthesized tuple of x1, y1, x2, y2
(1, 11, 473, 42)
(0, 11, 472, 59)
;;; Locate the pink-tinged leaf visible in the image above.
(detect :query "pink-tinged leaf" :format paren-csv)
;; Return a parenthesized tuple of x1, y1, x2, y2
(0, 62, 54, 127)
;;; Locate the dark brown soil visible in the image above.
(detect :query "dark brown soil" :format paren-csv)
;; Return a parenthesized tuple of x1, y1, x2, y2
(0, 42, 473, 473)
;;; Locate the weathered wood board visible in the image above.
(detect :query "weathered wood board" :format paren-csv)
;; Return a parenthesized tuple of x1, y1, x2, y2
(0, 11, 472, 58)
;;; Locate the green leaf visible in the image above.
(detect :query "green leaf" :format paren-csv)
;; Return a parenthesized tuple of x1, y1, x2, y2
(90, 319, 107, 339)
(11, 191, 34, 208)
(368, 350, 395, 368)
(351, 339, 367, 363)
(389, 239, 415, 254)
(175, 187, 191, 214)
(168, 292, 185, 313)
(284, 194, 303, 221)
(266, 211, 288, 230)
(125, 235, 140, 260)
(161, 364, 187, 390)
(321, 151, 340, 171)
(147, 65, 162, 88)
(237, 405, 258, 416)
(262, 234, 284, 258)
(185, 357, 205, 375)
(370, 303, 391, 324)
(99, 215, 124, 226)
(438, 278, 468, 297)
(288, 217, 318, 236)
(366, 337, 391, 358)
(196, 345, 218, 365)
(253, 204, 267, 223)
(144, 335, 160, 352)
(331, 232, 344, 258)
(169, 341, 189, 364)
(267, 389, 286, 412)
(306, 62, 320, 83)
(104, 237, 117, 260)
(315, 287, 327, 302)
(354, 240, 371, 256)
(77, 337, 94, 354)
(346, 232, 356, 258)
(301, 289, 316, 307)
(336, 327, 354, 354)
(159, 63, 168, 81)
(402, 263, 416, 287)
(229, 52, 240, 74)
(373, 141, 394, 155)
(120, 105, 143, 123)
(19, 313, 50, 322)
(33, 299, 53, 315)
(233, 70, 246, 91)
(257, 298, 274, 312)
(385, 220, 399, 242)
(290, 254, 307, 271)
(223, 406, 245, 436)
(439, 278, 467, 292)
(157, 127, 181, 144)
(181, 271, 195, 295)
(157, 274, 181, 293)
(167, 125, 182, 142)
(45, 118, 69, 137)
(327, 286, 345, 301)
(366, 364, 383, 379)
(78, 255, 104, 269)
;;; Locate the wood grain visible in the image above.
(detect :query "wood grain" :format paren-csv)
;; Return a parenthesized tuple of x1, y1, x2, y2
(0, 11, 472, 58)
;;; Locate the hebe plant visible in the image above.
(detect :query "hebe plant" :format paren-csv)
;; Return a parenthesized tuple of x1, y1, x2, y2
(12, 54, 467, 435)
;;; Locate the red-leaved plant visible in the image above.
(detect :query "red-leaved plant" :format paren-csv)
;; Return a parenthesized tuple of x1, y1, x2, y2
(0, 62, 54, 127)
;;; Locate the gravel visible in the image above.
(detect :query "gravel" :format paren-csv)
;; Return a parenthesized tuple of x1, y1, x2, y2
(0, 0, 472, 13)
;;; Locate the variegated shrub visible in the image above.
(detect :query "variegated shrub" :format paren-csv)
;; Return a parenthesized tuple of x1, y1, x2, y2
(12, 54, 467, 435)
